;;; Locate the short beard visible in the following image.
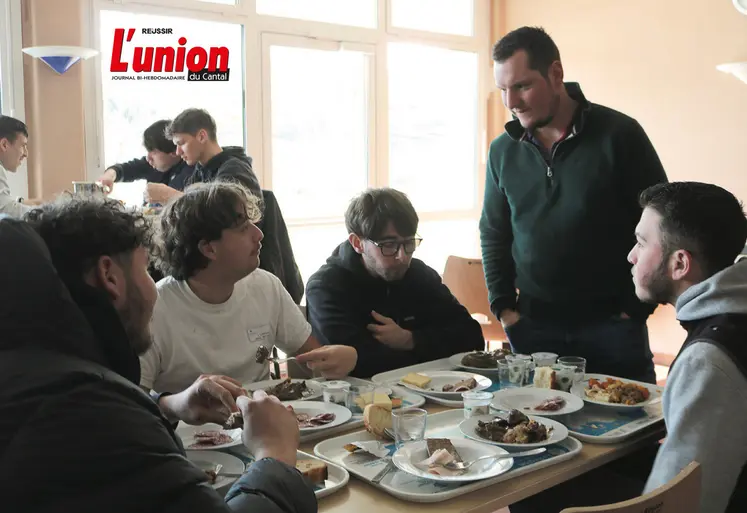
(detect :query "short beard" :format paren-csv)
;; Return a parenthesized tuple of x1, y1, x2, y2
(527, 92, 561, 131)
(642, 257, 676, 305)
(119, 275, 154, 356)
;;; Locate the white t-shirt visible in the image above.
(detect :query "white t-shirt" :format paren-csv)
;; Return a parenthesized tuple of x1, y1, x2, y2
(140, 269, 311, 393)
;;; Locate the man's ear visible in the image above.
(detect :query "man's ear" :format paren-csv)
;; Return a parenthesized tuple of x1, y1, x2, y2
(0, 138, 8, 152)
(87, 255, 125, 303)
(198, 239, 218, 261)
(197, 129, 209, 144)
(348, 233, 364, 255)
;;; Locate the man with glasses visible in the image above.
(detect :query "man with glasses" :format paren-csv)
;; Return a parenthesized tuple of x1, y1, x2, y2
(305, 187, 485, 378)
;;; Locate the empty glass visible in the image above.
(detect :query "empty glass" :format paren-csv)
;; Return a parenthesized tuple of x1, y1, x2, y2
(498, 359, 526, 388)
(531, 352, 558, 367)
(346, 385, 375, 414)
(558, 356, 587, 384)
(392, 408, 427, 448)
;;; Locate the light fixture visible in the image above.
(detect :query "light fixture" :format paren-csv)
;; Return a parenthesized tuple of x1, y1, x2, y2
(22, 45, 99, 75)
(717, 62, 747, 85)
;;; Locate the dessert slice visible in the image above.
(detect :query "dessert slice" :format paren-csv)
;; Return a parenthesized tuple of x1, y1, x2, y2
(296, 459, 328, 487)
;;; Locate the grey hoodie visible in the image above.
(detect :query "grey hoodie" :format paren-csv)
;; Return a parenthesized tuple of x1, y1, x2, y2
(644, 260, 747, 513)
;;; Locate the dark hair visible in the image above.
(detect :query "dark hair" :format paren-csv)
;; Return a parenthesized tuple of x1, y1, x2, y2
(166, 108, 217, 142)
(143, 120, 176, 153)
(345, 188, 419, 241)
(155, 181, 261, 280)
(639, 182, 747, 277)
(24, 195, 152, 284)
(0, 115, 29, 143)
(492, 26, 561, 77)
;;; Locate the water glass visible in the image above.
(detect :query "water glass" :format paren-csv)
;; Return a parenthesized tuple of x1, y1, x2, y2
(346, 385, 375, 414)
(558, 356, 587, 383)
(462, 390, 493, 419)
(498, 359, 526, 388)
(507, 354, 534, 385)
(552, 364, 576, 392)
(392, 408, 427, 448)
(531, 352, 558, 367)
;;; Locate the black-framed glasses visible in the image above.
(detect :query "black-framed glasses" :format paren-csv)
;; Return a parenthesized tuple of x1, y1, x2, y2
(369, 236, 423, 257)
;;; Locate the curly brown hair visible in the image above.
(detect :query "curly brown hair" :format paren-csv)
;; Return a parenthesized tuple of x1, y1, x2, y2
(24, 194, 152, 284)
(155, 181, 261, 280)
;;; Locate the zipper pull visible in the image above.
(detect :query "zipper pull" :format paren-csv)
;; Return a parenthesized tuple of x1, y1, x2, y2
(547, 167, 553, 178)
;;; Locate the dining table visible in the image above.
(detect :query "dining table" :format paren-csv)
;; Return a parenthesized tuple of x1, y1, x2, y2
(299, 404, 666, 513)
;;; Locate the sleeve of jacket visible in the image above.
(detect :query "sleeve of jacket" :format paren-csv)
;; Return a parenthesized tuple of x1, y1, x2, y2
(11, 380, 316, 513)
(109, 157, 165, 183)
(478, 140, 516, 320)
(215, 159, 263, 200)
(306, 271, 416, 378)
(409, 266, 485, 360)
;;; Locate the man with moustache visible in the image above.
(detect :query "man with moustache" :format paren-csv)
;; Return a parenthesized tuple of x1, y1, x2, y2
(480, 26, 668, 383)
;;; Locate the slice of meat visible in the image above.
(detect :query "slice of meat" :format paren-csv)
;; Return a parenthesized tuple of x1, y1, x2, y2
(297, 412, 336, 428)
(534, 396, 566, 411)
(189, 431, 233, 448)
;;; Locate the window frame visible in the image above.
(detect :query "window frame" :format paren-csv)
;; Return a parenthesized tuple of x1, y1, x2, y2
(86, 0, 491, 226)
(0, 0, 28, 197)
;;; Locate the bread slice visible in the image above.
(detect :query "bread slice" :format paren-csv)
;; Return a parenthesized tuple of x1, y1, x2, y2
(533, 366, 558, 390)
(363, 404, 392, 438)
(296, 459, 328, 486)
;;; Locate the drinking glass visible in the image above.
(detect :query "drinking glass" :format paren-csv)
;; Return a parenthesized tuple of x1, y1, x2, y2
(392, 408, 427, 448)
(558, 356, 587, 384)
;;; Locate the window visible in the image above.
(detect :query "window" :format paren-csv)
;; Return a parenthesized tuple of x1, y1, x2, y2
(256, 0, 377, 29)
(388, 43, 479, 212)
(390, 0, 474, 36)
(98, 10, 245, 167)
(287, 223, 348, 285)
(264, 37, 373, 220)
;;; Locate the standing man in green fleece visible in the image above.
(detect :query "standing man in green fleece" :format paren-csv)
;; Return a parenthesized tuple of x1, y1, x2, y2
(479, 27, 668, 383)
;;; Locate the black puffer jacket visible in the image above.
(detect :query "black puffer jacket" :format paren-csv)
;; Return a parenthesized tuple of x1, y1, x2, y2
(0, 218, 317, 513)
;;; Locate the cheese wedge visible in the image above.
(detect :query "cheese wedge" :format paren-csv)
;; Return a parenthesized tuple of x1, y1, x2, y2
(354, 391, 392, 411)
(402, 373, 431, 389)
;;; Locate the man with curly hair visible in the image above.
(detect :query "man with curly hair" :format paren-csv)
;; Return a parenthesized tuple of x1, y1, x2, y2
(143, 181, 357, 394)
(0, 195, 318, 512)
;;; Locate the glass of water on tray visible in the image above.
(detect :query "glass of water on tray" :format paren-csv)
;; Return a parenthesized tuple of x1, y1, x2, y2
(392, 407, 427, 448)
(558, 356, 587, 384)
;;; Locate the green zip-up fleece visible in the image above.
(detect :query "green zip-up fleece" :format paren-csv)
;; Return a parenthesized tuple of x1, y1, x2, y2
(479, 83, 668, 324)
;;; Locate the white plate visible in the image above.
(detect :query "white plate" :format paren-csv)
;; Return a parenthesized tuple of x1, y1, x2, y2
(400, 371, 492, 398)
(459, 414, 569, 449)
(392, 438, 513, 482)
(186, 450, 246, 490)
(244, 378, 323, 402)
(448, 352, 504, 373)
(570, 373, 662, 410)
(286, 400, 353, 432)
(176, 423, 243, 451)
(491, 388, 584, 417)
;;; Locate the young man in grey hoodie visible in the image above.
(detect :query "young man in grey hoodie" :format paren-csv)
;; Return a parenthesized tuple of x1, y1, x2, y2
(630, 181, 747, 513)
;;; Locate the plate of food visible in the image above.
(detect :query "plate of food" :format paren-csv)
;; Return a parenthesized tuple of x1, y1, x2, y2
(399, 371, 492, 398)
(186, 450, 246, 490)
(392, 437, 513, 483)
(449, 349, 513, 373)
(460, 410, 568, 448)
(285, 401, 352, 432)
(176, 422, 243, 450)
(491, 387, 584, 417)
(571, 374, 661, 409)
(245, 378, 323, 402)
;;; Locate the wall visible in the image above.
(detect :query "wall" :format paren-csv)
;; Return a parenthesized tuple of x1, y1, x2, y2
(491, 0, 747, 203)
(21, 0, 88, 199)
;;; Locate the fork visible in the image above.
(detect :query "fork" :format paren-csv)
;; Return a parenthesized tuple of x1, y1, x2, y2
(443, 447, 546, 470)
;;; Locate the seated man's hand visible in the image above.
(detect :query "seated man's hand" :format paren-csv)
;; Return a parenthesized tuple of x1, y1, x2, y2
(295, 345, 357, 378)
(367, 311, 414, 350)
(145, 183, 183, 205)
(158, 374, 247, 425)
(98, 169, 117, 192)
(238, 390, 299, 467)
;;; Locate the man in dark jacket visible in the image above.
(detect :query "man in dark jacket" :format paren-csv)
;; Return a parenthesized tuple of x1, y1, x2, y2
(306, 187, 485, 378)
(480, 27, 668, 383)
(98, 119, 195, 204)
(0, 198, 317, 513)
(167, 108, 262, 200)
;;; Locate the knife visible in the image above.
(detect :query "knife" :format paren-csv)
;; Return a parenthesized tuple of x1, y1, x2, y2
(371, 457, 397, 484)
